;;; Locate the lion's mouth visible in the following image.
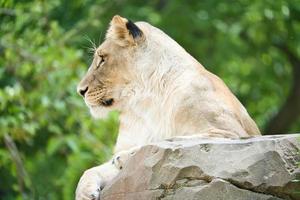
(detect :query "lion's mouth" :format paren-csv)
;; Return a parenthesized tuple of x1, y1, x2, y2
(100, 98, 114, 107)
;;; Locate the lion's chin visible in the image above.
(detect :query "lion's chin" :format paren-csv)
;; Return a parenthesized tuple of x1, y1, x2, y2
(89, 106, 111, 119)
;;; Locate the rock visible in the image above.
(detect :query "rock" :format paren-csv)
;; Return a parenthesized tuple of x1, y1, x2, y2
(102, 134, 300, 200)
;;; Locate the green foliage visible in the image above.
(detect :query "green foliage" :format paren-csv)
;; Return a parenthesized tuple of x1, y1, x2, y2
(0, 0, 299, 199)
(0, 1, 118, 199)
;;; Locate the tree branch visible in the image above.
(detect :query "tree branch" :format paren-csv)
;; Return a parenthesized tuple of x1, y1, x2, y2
(264, 44, 300, 134)
(240, 29, 300, 134)
(4, 134, 33, 198)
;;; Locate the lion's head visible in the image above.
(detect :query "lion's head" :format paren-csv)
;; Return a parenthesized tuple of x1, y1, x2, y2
(77, 15, 148, 118)
(77, 15, 191, 118)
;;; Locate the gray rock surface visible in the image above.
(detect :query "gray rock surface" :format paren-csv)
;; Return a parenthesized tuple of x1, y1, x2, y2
(102, 134, 300, 200)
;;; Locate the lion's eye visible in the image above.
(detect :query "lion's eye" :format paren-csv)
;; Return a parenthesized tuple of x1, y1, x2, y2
(96, 55, 105, 68)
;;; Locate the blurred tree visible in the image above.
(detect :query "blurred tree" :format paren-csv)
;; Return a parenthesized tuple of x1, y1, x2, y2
(0, 0, 299, 199)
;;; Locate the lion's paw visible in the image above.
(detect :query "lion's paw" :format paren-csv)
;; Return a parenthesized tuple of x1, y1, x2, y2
(76, 169, 103, 200)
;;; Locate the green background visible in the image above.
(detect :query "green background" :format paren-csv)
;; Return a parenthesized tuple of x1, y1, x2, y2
(1, 0, 299, 199)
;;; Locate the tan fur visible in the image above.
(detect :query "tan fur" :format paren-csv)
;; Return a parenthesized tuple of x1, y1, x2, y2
(75, 15, 260, 200)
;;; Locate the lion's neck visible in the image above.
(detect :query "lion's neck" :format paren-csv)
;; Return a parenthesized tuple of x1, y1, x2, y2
(115, 65, 197, 152)
(116, 96, 175, 151)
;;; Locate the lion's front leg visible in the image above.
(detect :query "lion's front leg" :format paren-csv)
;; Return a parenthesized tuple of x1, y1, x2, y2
(75, 161, 119, 200)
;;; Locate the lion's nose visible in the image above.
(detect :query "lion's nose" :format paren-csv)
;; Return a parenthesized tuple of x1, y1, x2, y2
(77, 86, 89, 97)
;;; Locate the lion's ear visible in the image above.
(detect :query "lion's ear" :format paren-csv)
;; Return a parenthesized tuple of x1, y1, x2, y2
(106, 15, 144, 46)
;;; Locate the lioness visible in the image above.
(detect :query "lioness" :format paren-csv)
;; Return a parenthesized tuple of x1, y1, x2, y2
(76, 15, 260, 200)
